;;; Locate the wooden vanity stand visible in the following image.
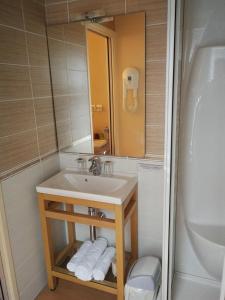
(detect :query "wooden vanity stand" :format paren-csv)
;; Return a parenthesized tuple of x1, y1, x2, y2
(38, 189, 138, 300)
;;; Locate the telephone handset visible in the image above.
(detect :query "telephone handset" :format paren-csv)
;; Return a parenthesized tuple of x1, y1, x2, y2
(122, 67, 139, 113)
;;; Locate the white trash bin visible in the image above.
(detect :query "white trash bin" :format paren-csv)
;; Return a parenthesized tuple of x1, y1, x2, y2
(125, 256, 161, 300)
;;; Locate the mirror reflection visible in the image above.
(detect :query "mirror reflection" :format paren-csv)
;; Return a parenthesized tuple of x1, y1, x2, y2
(48, 12, 145, 158)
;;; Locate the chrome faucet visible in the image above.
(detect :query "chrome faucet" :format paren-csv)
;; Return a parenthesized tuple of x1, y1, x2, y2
(89, 156, 101, 176)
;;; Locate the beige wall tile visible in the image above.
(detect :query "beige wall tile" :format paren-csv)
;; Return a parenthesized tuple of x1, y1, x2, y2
(146, 95, 165, 126)
(45, 0, 64, 4)
(0, 130, 39, 174)
(71, 115, 91, 140)
(34, 97, 55, 127)
(56, 120, 72, 150)
(30, 67, 52, 98)
(34, 0, 45, 5)
(0, 25, 28, 65)
(0, 65, 32, 100)
(64, 23, 86, 46)
(0, 0, 58, 176)
(46, 2, 68, 25)
(72, 114, 90, 130)
(27, 33, 49, 66)
(47, 24, 64, 41)
(0, 0, 24, 29)
(146, 61, 166, 95)
(23, 0, 46, 35)
(51, 68, 69, 96)
(66, 43, 87, 71)
(146, 125, 164, 156)
(146, 24, 167, 61)
(126, 0, 167, 25)
(54, 96, 70, 122)
(68, 0, 125, 22)
(48, 38, 67, 68)
(67, 70, 84, 94)
(37, 124, 57, 156)
(0, 100, 36, 137)
(70, 94, 90, 116)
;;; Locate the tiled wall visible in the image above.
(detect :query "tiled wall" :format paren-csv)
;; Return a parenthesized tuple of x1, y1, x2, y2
(45, 0, 167, 159)
(47, 22, 91, 150)
(1, 154, 65, 300)
(0, 0, 58, 179)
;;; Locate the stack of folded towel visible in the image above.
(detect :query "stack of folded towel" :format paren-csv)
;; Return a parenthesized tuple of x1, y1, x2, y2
(66, 238, 115, 281)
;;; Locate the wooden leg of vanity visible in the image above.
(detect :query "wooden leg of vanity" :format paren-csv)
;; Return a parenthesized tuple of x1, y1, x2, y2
(38, 196, 57, 290)
(65, 204, 75, 245)
(130, 197, 138, 261)
(115, 205, 125, 300)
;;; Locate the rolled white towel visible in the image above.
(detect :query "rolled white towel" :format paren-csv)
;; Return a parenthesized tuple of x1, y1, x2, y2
(93, 247, 116, 281)
(67, 240, 92, 272)
(75, 237, 107, 281)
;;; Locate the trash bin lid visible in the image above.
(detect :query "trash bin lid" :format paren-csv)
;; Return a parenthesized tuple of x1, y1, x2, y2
(126, 256, 161, 291)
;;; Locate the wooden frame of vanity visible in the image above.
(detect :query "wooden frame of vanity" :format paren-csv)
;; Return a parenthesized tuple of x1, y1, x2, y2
(38, 188, 138, 300)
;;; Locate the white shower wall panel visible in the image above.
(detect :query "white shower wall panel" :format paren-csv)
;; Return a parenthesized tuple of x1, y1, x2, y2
(175, 0, 225, 280)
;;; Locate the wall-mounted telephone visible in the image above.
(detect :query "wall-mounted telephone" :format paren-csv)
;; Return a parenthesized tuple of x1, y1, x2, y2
(122, 67, 139, 113)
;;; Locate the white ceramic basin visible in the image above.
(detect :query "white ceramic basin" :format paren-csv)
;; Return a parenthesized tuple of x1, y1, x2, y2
(36, 169, 137, 205)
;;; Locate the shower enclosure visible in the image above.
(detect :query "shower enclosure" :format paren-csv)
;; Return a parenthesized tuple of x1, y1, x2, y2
(165, 0, 225, 299)
(180, 45, 225, 281)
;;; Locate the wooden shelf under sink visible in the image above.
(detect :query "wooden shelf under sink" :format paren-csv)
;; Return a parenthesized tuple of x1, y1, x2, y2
(52, 240, 132, 294)
(38, 192, 138, 300)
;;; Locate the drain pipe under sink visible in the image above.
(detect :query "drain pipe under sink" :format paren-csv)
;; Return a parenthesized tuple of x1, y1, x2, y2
(88, 207, 105, 241)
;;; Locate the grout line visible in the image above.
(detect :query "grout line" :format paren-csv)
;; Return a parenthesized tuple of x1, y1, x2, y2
(0, 96, 52, 103)
(0, 157, 41, 181)
(146, 22, 167, 27)
(0, 98, 33, 103)
(0, 128, 37, 139)
(37, 122, 55, 129)
(0, 23, 47, 38)
(66, 0, 70, 23)
(0, 93, 90, 102)
(0, 62, 50, 68)
(48, 36, 85, 48)
(34, 96, 52, 100)
(145, 93, 165, 96)
(45, 1, 67, 6)
(55, 118, 71, 125)
(146, 59, 167, 63)
(44, 15, 60, 161)
(145, 124, 163, 128)
(21, 0, 43, 175)
(0, 92, 88, 103)
(146, 60, 166, 64)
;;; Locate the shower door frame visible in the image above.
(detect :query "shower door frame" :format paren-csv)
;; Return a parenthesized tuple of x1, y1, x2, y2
(162, 0, 185, 299)
(161, 0, 181, 299)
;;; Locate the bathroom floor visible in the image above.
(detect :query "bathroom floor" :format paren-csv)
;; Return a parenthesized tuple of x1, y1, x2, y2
(36, 280, 116, 300)
(172, 273, 220, 300)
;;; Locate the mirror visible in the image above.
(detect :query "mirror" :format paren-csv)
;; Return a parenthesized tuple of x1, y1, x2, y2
(47, 12, 145, 158)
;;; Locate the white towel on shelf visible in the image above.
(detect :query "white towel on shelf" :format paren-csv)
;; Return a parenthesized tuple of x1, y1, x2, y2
(93, 247, 116, 281)
(75, 237, 108, 281)
(67, 240, 92, 272)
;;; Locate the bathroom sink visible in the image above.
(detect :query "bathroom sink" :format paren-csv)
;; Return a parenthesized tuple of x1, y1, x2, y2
(36, 169, 137, 205)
